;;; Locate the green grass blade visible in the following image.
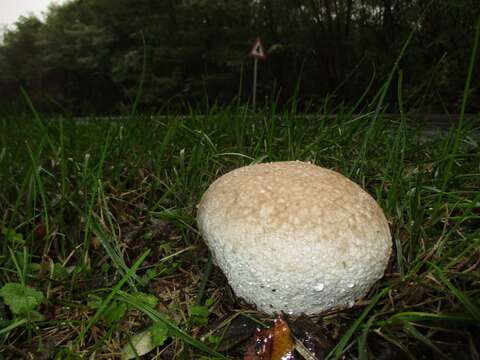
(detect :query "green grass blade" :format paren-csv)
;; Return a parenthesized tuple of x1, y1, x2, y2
(326, 287, 390, 359)
(195, 253, 213, 306)
(75, 249, 150, 345)
(90, 218, 146, 287)
(129, 31, 147, 119)
(118, 291, 228, 359)
(357, 315, 376, 360)
(0, 318, 28, 336)
(403, 322, 448, 359)
(381, 311, 476, 325)
(440, 15, 480, 191)
(430, 263, 480, 322)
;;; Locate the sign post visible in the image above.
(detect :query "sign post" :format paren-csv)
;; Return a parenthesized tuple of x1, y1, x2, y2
(252, 56, 258, 112)
(249, 37, 266, 112)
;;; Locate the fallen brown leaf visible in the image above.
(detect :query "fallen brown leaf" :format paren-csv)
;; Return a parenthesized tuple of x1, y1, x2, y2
(244, 317, 296, 360)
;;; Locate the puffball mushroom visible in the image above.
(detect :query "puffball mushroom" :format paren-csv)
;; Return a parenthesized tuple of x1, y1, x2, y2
(197, 161, 391, 315)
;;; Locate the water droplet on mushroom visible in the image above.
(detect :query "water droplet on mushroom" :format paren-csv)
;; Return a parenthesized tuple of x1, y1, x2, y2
(314, 283, 324, 292)
(347, 282, 355, 288)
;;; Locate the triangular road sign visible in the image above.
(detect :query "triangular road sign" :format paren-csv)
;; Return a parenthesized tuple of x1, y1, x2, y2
(250, 37, 267, 60)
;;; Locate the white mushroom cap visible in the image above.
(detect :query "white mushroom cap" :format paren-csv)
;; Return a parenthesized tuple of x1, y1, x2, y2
(197, 161, 391, 315)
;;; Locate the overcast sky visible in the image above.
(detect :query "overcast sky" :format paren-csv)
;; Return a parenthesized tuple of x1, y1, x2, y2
(1, 0, 63, 26)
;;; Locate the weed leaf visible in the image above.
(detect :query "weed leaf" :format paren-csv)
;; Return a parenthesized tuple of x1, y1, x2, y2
(121, 321, 170, 359)
(121, 327, 156, 359)
(0, 283, 44, 317)
(103, 301, 128, 323)
(151, 321, 169, 346)
(190, 305, 210, 325)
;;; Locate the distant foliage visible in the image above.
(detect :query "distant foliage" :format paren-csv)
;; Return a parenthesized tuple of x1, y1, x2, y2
(0, 0, 478, 114)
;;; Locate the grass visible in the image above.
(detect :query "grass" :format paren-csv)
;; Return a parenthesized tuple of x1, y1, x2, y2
(0, 105, 478, 359)
(0, 16, 479, 358)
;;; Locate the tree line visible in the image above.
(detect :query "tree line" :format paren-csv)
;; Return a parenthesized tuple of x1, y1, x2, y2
(0, 0, 479, 115)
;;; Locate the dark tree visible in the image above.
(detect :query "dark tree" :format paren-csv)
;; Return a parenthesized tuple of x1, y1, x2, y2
(0, 0, 478, 114)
